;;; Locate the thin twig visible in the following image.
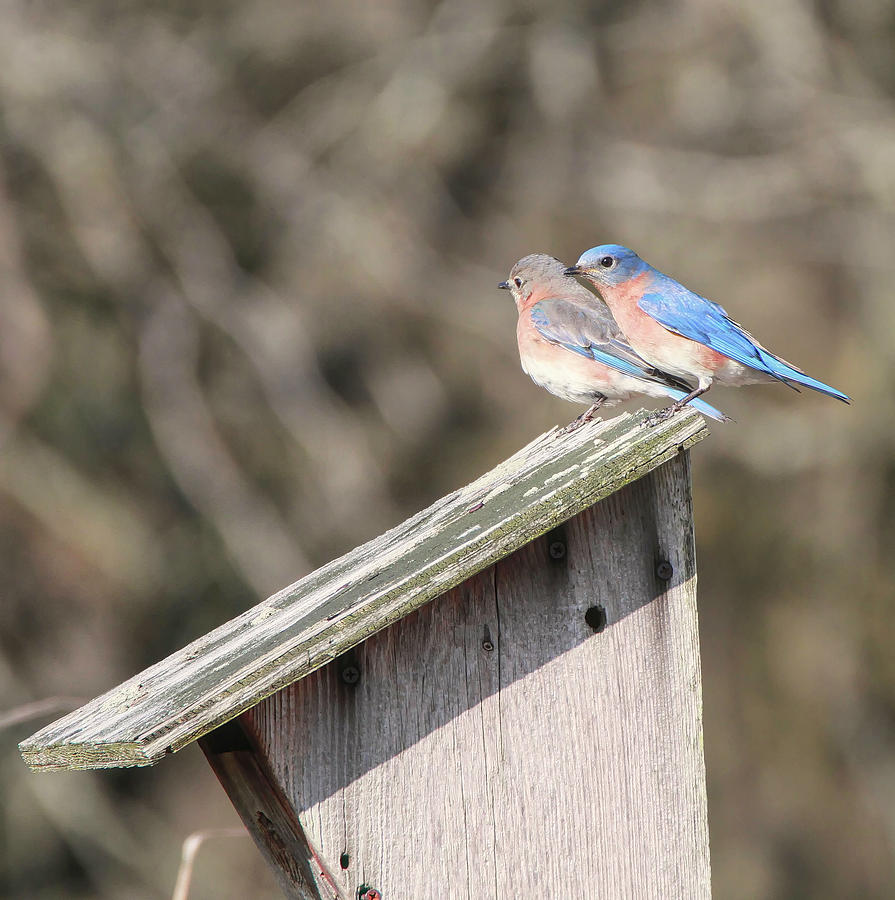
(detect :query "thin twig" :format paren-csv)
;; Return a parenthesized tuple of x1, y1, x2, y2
(170, 828, 248, 900)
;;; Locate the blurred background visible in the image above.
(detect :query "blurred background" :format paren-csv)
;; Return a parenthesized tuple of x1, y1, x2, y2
(0, 0, 891, 897)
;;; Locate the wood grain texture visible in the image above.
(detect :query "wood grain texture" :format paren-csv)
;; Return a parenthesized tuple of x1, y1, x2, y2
(200, 721, 340, 900)
(20, 408, 708, 771)
(242, 452, 710, 899)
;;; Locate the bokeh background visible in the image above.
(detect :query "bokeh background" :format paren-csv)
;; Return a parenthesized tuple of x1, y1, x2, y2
(0, 0, 891, 897)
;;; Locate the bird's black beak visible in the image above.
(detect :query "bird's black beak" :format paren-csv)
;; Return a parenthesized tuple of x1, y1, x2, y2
(497, 280, 510, 290)
(563, 265, 582, 277)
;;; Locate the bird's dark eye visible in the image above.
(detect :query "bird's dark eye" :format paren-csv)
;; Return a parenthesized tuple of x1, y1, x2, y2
(599, 256, 615, 269)
(513, 276, 523, 288)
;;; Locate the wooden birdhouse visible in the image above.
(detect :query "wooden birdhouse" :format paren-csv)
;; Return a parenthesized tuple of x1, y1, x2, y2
(20, 409, 712, 899)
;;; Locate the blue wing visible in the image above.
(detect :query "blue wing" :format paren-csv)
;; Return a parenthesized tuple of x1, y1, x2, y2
(638, 280, 767, 367)
(529, 299, 730, 421)
(638, 277, 851, 403)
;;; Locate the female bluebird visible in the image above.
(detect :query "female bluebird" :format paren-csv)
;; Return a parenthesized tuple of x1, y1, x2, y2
(566, 245, 851, 415)
(499, 254, 729, 423)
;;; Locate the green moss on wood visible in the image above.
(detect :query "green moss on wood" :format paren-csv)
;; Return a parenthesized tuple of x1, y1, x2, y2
(20, 408, 708, 770)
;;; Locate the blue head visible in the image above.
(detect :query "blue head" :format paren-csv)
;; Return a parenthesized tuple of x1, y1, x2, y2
(564, 244, 650, 288)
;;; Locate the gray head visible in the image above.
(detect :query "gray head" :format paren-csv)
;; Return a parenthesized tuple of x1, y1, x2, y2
(564, 244, 650, 288)
(498, 253, 580, 307)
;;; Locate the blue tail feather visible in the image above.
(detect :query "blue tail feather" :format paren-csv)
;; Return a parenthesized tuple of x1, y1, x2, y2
(757, 349, 851, 403)
(663, 388, 730, 423)
(587, 346, 731, 421)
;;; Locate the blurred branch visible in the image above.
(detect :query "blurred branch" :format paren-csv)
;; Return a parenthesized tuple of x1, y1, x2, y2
(0, 697, 83, 731)
(171, 828, 248, 900)
(139, 288, 308, 596)
(126, 126, 401, 534)
(26, 770, 173, 897)
(0, 429, 164, 590)
(0, 165, 53, 430)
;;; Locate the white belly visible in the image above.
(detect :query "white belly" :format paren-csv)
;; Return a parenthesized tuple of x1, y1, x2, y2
(522, 355, 624, 405)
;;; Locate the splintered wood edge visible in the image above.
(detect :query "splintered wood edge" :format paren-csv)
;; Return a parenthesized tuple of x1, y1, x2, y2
(20, 408, 708, 771)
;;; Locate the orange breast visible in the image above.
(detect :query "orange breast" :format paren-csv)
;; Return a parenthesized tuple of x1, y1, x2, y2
(598, 274, 730, 380)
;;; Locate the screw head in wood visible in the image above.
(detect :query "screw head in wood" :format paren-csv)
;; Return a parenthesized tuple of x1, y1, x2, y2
(358, 887, 381, 900)
(340, 665, 361, 685)
(548, 540, 566, 560)
(656, 561, 674, 581)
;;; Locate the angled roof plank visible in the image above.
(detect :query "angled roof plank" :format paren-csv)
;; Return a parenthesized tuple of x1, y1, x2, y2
(20, 407, 707, 772)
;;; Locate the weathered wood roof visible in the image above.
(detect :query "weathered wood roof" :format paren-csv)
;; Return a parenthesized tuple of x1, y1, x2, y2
(20, 408, 708, 771)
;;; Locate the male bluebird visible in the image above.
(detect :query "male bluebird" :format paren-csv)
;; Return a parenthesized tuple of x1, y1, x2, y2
(499, 254, 729, 423)
(566, 245, 851, 414)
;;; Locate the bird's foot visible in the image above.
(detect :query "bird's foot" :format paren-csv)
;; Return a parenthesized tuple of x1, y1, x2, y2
(645, 385, 710, 427)
(565, 403, 603, 433)
(644, 403, 683, 428)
